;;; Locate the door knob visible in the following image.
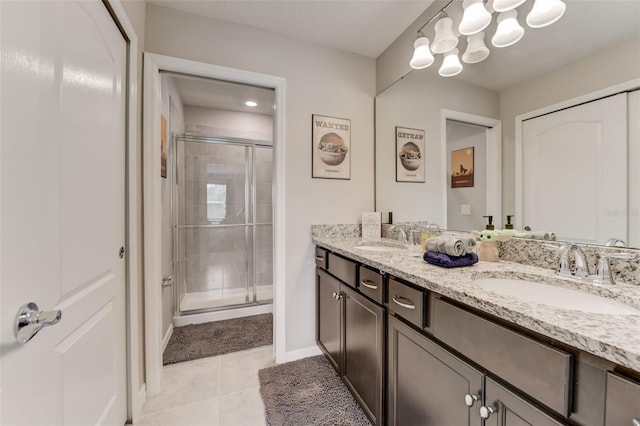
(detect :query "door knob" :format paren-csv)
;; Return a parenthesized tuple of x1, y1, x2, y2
(480, 405, 496, 419)
(464, 393, 479, 407)
(14, 303, 62, 344)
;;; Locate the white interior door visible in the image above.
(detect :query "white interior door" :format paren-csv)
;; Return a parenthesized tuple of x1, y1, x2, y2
(1, 1, 127, 424)
(521, 94, 627, 244)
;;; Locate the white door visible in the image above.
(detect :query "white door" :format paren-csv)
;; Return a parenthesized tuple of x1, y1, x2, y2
(1, 1, 127, 425)
(522, 94, 627, 245)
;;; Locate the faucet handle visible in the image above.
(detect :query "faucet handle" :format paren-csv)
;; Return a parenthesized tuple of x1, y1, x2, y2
(593, 251, 636, 285)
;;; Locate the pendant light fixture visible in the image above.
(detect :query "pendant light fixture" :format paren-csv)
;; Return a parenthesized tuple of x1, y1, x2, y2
(493, 0, 527, 13)
(439, 49, 463, 77)
(431, 15, 459, 54)
(526, 0, 566, 28)
(462, 32, 490, 64)
(407, 0, 567, 78)
(459, 0, 492, 36)
(492, 10, 525, 48)
(409, 32, 435, 69)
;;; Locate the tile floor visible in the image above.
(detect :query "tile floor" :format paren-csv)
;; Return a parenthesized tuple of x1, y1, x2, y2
(136, 345, 274, 426)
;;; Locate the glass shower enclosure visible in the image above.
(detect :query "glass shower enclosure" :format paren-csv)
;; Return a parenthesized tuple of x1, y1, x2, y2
(173, 135, 273, 314)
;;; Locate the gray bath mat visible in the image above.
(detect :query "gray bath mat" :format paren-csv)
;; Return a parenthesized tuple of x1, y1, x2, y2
(163, 313, 272, 365)
(258, 355, 371, 426)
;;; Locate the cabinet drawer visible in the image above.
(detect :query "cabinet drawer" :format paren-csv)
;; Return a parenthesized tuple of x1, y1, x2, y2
(328, 253, 357, 288)
(433, 298, 572, 416)
(315, 247, 328, 269)
(387, 277, 427, 329)
(605, 372, 640, 425)
(359, 265, 384, 304)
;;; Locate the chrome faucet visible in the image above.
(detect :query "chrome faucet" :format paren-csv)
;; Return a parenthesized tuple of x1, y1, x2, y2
(557, 243, 589, 279)
(388, 225, 408, 245)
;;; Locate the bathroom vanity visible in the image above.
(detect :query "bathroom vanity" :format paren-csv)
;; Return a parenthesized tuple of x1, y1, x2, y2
(314, 235, 640, 426)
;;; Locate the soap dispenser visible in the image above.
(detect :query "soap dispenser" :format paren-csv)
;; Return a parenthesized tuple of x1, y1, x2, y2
(472, 215, 511, 262)
(499, 215, 530, 238)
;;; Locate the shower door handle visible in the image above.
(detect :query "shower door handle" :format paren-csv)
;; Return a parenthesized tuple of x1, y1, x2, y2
(162, 276, 174, 288)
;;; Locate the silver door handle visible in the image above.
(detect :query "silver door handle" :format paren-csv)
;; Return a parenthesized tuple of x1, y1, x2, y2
(360, 279, 378, 290)
(392, 295, 416, 310)
(632, 419, 639, 426)
(15, 302, 62, 344)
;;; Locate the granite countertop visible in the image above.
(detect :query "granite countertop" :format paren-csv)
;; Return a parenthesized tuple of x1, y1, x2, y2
(313, 237, 640, 373)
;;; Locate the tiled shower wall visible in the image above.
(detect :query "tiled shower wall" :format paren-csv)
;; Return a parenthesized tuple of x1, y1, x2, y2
(178, 139, 273, 300)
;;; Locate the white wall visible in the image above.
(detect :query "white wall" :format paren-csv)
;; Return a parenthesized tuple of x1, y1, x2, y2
(500, 36, 640, 220)
(375, 70, 499, 225)
(184, 106, 273, 141)
(145, 4, 376, 353)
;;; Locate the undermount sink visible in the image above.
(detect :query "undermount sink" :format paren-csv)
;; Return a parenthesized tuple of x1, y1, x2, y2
(474, 278, 640, 316)
(354, 241, 406, 252)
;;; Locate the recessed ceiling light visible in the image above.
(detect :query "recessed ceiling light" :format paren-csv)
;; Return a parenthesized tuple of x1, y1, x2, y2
(245, 101, 257, 107)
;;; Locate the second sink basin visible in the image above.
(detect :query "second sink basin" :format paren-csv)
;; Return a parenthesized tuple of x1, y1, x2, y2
(474, 278, 640, 316)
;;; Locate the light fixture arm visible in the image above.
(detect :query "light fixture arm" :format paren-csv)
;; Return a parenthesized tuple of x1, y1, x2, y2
(417, 0, 457, 34)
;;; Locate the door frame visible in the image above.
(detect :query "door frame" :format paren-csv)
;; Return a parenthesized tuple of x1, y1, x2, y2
(514, 78, 640, 231)
(93, 0, 143, 422)
(440, 109, 502, 229)
(143, 53, 286, 396)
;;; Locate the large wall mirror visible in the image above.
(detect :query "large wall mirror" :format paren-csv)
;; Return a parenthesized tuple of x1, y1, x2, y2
(375, 0, 640, 248)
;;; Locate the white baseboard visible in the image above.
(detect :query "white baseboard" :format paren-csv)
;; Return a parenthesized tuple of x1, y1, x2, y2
(162, 324, 173, 352)
(275, 344, 322, 364)
(173, 303, 273, 327)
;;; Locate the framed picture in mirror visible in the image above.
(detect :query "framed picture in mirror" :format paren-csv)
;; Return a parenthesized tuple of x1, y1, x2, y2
(312, 114, 351, 180)
(451, 146, 474, 188)
(396, 126, 425, 183)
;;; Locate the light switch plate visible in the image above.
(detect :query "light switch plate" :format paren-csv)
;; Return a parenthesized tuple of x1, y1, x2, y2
(461, 204, 471, 215)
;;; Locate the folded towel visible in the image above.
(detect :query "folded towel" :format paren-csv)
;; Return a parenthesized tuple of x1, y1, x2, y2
(528, 232, 556, 241)
(425, 236, 476, 256)
(423, 251, 479, 268)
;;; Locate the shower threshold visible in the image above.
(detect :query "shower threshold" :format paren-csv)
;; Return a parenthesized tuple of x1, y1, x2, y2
(180, 285, 273, 312)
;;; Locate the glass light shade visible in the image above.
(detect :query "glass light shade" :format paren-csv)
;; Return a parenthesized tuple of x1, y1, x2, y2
(459, 0, 492, 35)
(431, 16, 459, 54)
(439, 48, 463, 77)
(492, 10, 525, 48)
(409, 35, 435, 69)
(493, 0, 527, 12)
(526, 0, 566, 28)
(462, 32, 490, 64)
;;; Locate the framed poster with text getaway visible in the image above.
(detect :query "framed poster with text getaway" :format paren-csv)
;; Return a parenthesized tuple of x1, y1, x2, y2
(396, 126, 425, 183)
(312, 114, 351, 180)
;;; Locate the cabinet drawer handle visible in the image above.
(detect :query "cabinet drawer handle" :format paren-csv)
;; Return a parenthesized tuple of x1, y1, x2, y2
(632, 419, 639, 426)
(464, 394, 479, 407)
(392, 295, 416, 310)
(480, 405, 495, 419)
(361, 279, 378, 290)
(315, 256, 325, 262)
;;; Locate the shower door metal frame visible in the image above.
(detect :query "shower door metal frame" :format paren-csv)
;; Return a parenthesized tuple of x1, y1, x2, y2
(172, 134, 274, 316)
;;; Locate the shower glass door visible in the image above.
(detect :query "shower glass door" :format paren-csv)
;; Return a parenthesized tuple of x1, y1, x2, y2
(174, 135, 273, 313)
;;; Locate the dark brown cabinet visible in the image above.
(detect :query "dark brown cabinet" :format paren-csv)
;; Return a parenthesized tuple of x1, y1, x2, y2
(605, 372, 640, 425)
(481, 378, 565, 426)
(388, 314, 483, 426)
(316, 266, 385, 425)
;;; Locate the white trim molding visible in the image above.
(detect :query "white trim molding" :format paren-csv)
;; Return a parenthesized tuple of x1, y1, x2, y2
(104, 0, 142, 422)
(142, 53, 287, 395)
(279, 345, 323, 363)
(162, 324, 174, 353)
(514, 78, 640, 231)
(440, 109, 502, 229)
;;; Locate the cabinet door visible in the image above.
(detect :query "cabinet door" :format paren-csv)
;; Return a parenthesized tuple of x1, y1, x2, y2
(343, 285, 385, 425)
(388, 315, 483, 426)
(482, 378, 565, 426)
(317, 268, 342, 372)
(605, 372, 640, 425)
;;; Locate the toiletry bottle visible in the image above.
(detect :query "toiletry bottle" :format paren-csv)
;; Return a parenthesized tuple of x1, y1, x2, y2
(499, 215, 530, 238)
(472, 215, 511, 262)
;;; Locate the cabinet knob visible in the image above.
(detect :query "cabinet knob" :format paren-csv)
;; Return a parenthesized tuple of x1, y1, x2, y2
(480, 405, 495, 419)
(464, 394, 479, 407)
(632, 419, 640, 426)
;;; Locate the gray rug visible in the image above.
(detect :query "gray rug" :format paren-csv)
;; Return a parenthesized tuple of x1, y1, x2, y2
(163, 313, 272, 365)
(258, 355, 371, 426)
